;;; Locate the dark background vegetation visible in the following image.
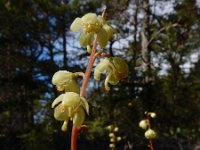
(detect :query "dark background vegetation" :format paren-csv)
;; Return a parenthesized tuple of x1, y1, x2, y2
(0, 0, 200, 149)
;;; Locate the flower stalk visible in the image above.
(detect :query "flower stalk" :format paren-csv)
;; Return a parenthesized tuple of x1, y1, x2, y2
(71, 10, 106, 150)
(146, 113, 154, 150)
(52, 9, 128, 150)
(139, 112, 157, 150)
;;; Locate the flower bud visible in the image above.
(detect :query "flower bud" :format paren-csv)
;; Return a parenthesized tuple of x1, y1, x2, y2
(144, 129, 157, 139)
(149, 112, 157, 118)
(106, 125, 114, 131)
(110, 137, 115, 142)
(114, 127, 119, 132)
(109, 143, 115, 149)
(109, 133, 115, 138)
(139, 119, 148, 130)
(117, 136, 122, 141)
(128, 102, 133, 107)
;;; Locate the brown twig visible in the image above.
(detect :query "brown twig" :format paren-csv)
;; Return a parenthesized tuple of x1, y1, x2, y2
(147, 23, 179, 46)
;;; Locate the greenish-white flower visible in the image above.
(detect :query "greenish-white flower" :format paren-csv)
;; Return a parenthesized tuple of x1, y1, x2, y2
(52, 70, 80, 93)
(109, 133, 115, 138)
(139, 119, 148, 130)
(106, 125, 114, 131)
(117, 136, 122, 141)
(70, 13, 114, 49)
(149, 112, 157, 118)
(109, 143, 115, 149)
(94, 57, 129, 91)
(52, 92, 89, 131)
(144, 129, 157, 139)
(114, 127, 119, 132)
(110, 137, 115, 142)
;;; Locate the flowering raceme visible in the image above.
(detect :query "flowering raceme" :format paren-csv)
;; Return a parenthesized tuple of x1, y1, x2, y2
(51, 11, 130, 150)
(51, 92, 89, 131)
(70, 13, 114, 50)
(94, 57, 129, 91)
(52, 70, 80, 93)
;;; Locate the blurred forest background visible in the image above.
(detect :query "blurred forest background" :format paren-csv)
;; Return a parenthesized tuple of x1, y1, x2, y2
(0, 0, 200, 149)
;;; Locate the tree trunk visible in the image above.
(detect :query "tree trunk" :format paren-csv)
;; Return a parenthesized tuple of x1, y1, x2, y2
(141, 0, 151, 82)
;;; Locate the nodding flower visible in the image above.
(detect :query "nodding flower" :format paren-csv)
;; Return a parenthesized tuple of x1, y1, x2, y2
(139, 119, 148, 130)
(52, 92, 89, 131)
(52, 70, 80, 93)
(70, 13, 114, 50)
(94, 57, 128, 91)
(144, 129, 157, 139)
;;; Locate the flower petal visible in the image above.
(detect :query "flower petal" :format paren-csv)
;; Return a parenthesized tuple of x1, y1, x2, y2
(94, 58, 110, 81)
(52, 70, 73, 85)
(73, 107, 85, 128)
(111, 57, 129, 80)
(103, 24, 114, 40)
(62, 92, 81, 107)
(97, 15, 106, 25)
(97, 28, 108, 48)
(108, 73, 119, 85)
(78, 32, 94, 48)
(70, 17, 82, 32)
(112, 57, 129, 74)
(54, 104, 69, 121)
(65, 79, 80, 93)
(81, 97, 89, 115)
(61, 120, 68, 131)
(104, 72, 112, 91)
(52, 94, 64, 108)
(81, 13, 97, 24)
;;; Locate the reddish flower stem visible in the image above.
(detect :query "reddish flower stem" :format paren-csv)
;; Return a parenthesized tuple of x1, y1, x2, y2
(146, 113, 154, 150)
(70, 36, 98, 150)
(149, 139, 154, 150)
(71, 126, 78, 150)
(80, 36, 98, 97)
(70, 10, 106, 150)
